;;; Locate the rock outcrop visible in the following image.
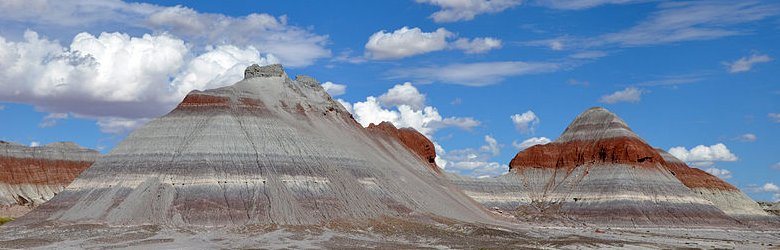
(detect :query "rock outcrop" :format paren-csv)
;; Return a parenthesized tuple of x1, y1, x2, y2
(366, 121, 439, 172)
(452, 107, 773, 227)
(12, 64, 495, 227)
(759, 202, 780, 216)
(0, 141, 98, 217)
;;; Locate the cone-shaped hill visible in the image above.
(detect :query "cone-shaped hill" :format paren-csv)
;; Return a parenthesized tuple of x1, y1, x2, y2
(12, 64, 495, 227)
(450, 107, 776, 227)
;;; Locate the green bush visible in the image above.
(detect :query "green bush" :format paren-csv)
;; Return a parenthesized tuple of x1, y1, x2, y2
(0, 217, 14, 226)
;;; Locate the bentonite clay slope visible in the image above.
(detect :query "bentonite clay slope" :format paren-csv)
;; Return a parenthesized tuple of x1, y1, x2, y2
(455, 107, 740, 226)
(656, 149, 772, 219)
(14, 64, 495, 227)
(1, 141, 98, 217)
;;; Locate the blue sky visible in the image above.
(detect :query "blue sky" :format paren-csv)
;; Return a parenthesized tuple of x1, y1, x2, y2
(0, 0, 778, 201)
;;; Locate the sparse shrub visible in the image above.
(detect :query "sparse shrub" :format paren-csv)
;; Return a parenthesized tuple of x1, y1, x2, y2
(0, 217, 14, 226)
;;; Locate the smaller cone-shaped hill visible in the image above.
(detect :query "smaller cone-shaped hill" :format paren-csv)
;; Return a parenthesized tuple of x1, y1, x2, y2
(452, 107, 770, 227)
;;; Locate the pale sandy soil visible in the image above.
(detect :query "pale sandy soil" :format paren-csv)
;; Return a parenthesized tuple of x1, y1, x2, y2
(1, 217, 778, 249)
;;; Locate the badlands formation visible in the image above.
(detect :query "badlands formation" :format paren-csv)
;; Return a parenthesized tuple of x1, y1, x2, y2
(452, 107, 778, 227)
(11, 64, 493, 227)
(1, 65, 778, 248)
(0, 141, 98, 218)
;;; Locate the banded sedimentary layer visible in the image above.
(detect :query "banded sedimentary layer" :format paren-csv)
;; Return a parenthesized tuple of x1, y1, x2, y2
(13, 64, 494, 227)
(656, 149, 774, 223)
(452, 107, 770, 227)
(0, 141, 98, 217)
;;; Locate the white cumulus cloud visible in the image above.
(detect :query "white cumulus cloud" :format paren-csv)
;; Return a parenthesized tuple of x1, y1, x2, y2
(766, 183, 780, 192)
(365, 27, 453, 60)
(726, 53, 772, 73)
(171, 45, 280, 99)
(705, 167, 732, 179)
(480, 135, 501, 156)
(340, 83, 496, 176)
(746, 183, 780, 202)
(321, 82, 347, 97)
(511, 111, 539, 134)
(599, 87, 643, 104)
(365, 27, 501, 59)
(668, 143, 738, 168)
(0, 30, 279, 134)
(512, 137, 551, 150)
(437, 135, 508, 177)
(0, 31, 184, 117)
(378, 82, 427, 110)
(452, 37, 502, 54)
(451, 161, 507, 177)
(417, 0, 522, 22)
(347, 82, 479, 138)
(749, 183, 780, 193)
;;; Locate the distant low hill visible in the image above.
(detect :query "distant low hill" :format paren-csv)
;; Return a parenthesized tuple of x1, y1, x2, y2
(1, 141, 98, 218)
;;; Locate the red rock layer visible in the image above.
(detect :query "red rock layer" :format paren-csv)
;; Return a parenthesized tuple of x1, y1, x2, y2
(177, 94, 230, 108)
(367, 122, 439, 173)
(173, 93, 273, 114)
(661, 160, 738, 191)
(0, 156, 93, 185)
(510, 137, 663, 171)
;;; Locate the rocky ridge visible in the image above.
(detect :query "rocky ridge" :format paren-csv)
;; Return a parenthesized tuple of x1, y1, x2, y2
(1, 141, 98, 217)
(759, 202, 780, 216)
